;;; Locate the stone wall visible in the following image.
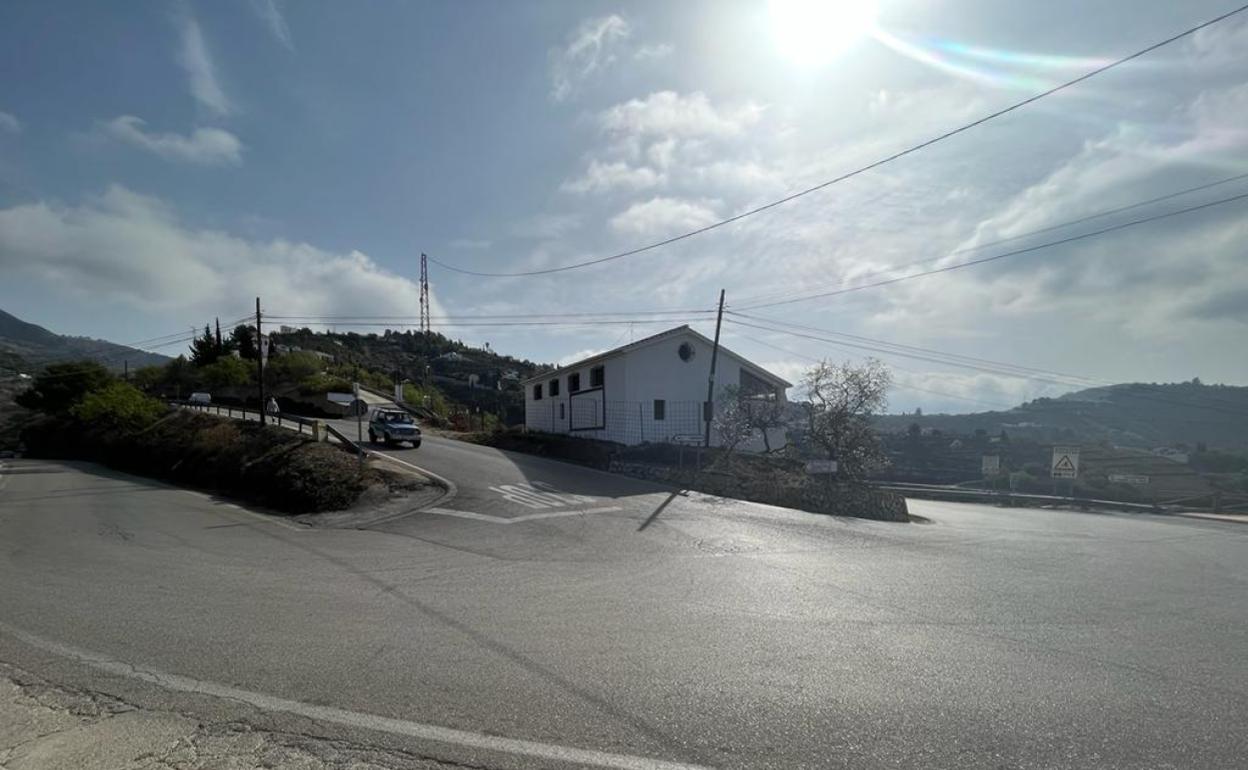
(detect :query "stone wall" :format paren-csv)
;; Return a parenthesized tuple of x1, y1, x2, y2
(608, 460, 909, 522)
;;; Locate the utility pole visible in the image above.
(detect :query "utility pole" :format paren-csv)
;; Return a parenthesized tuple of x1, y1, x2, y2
(419, 253, 430, 334)
(256, 297, 266, 425)
(703, 289, 725, 449)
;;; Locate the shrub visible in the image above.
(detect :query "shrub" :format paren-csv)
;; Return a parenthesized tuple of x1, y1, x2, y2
(199, 356, 254, 389)
(15, 360, 113, 414)
(70, 382, 166, 431)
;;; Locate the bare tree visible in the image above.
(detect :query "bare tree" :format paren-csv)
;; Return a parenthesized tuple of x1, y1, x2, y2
(712, 384, 755, 458)
(802, 358, 891, 482)
(744, 397, 787, 453)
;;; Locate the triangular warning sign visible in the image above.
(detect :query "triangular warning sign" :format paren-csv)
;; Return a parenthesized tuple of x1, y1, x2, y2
(1054, 455, 1076, 471)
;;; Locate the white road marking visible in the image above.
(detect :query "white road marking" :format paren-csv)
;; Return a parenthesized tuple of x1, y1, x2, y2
(0, 621, 707, 770)
(424, 506, 623, 525)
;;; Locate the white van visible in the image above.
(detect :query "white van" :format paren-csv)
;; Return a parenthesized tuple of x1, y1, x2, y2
(188, 392, 212, 404)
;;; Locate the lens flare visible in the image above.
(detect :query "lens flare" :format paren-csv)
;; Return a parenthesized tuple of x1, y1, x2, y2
(873, 28, 1120, 91)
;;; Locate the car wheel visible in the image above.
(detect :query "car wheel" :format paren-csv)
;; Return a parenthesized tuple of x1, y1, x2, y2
(368, 429, 377, 443)
(411, 440, 421, 449)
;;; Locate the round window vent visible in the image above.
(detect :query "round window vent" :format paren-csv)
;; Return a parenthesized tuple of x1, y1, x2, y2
(678, 342, 696, 362)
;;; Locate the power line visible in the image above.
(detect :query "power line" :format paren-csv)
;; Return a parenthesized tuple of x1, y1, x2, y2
(729, 311, 1096, 384)
(264, 309, 714, 321)
(725, 317, 1245, 417)
(734, 189, 1248, 310)
(275, 318, 712, 329)
(728, 329, 1017, 409)
(426, 4, 1248, 278)
(731, 169, 1248, 307)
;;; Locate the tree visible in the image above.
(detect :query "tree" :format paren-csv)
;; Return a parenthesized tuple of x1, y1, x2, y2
(190, 324, 223, 367)
(230, 324, 259, 360)
(15, 361, 114, 414)
(743, 396, 787, 453)
(712, 384, 755, 458)
(907, 422, 922, 437)
(70, 381, 165, 430)
(801, 358, 891, 482)
(200, 356, 253, 389)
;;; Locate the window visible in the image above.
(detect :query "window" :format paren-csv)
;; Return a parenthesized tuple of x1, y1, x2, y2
(590, 365, 604, 388)
(653, 399, 666, 421)
(559, 403, 565, 420)
(533, 383, 542, 400)
(569, 372, 581, 392)
(549, 378, 560, 397)
(739, 369, 776, 400)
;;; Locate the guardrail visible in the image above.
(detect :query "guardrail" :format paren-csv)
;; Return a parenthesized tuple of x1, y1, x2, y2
(172, 401, 319, 435)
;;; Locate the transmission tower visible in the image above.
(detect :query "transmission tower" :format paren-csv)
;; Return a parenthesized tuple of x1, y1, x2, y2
(419, 253, 430, 333)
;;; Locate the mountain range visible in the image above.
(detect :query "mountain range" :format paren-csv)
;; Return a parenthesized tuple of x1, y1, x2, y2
(876, 380, 1248, 450)
(0, 308, 170, 374)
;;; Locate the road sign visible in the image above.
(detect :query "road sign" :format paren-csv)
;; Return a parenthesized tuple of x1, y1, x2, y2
(981, 455, 1000, 475)
(1051, 446, 1080, 479)
(1109, 473, 1150, 486)
(671, 434, 703, 446)
(806, 459, 838, 475)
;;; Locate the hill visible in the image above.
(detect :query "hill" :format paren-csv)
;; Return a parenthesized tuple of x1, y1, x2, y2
(875, 381, 1248, 450)
(0, 308, 170, 373)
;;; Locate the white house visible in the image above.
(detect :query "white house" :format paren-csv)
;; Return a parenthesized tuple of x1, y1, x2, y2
(522, 325, 791, 450)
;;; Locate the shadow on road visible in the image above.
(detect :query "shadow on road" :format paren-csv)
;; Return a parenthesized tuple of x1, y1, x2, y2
(638, 491, 682, 531)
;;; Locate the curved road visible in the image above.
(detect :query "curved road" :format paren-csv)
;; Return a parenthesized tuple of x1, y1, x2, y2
(1, 440, 1247, 768)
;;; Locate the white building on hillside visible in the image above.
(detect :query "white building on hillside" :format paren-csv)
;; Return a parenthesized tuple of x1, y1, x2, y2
(522, 325, 791, 450)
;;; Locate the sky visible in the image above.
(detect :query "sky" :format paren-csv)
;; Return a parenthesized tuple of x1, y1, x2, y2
(1, 0, 1246, 414)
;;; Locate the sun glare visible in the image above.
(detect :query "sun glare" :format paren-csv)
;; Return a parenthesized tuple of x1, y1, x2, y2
(769, 0, 878, 66)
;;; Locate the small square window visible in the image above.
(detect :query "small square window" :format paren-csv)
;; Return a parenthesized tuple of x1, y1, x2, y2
(590, 365, 604, 388)
(533, 384, 542, 400)
(653, 399, 666, 421)
(569, 372, 581, 392)
(549, 378, 560, 397)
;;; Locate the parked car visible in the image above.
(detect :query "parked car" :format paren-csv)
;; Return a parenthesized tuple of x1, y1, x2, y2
(368, 409, 422, 447)
(188, 392, 212, 404)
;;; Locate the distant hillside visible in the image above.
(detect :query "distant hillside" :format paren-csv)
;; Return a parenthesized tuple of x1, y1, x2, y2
(0, 308, 170, 373)
(876, 381, 1248, 450)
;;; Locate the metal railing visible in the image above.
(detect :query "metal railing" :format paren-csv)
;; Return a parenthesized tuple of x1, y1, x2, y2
(172, 401, 318, 435)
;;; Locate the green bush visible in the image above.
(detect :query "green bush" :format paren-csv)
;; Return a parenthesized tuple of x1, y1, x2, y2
(199, 356, 254, 389)
(15, 360, 113, 414)
(298, 372, 353, 395)
(70, 382, 166, 430)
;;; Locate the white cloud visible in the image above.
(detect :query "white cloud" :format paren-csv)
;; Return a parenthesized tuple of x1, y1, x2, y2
(250, 0, 293, 50)
(101, 116, 243, 166)
(549, 15, 630, 102)
(0, 185, 446, 323)
(0, 111, 20, 134)
(178, 13, 232, 116)
(561, 159, 664, 194)
(634, 42, 673, 61)
(600, 91, 763, 138)
(609, 197, 719, 237)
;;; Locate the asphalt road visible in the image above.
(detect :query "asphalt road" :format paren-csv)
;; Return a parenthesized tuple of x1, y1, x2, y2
(2, 442, 1247, 768)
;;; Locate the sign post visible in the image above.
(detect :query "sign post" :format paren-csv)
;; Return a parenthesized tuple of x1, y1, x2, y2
(1051, 446, 1079, 498)
(982, 454, 1001, 493)
(353, 382, 364, 469)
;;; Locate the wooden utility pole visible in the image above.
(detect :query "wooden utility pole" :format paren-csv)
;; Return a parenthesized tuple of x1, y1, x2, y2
(256, 297, 266, 425)
(703, 289, 725, 448)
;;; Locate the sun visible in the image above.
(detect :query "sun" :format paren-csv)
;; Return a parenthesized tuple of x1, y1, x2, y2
(769, 0, 878, 66)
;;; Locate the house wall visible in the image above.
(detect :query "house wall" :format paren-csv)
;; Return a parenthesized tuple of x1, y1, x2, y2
(524, 329, 787, 449)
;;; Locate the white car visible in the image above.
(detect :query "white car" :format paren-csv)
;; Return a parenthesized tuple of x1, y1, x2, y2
(189, 392, 212, 404)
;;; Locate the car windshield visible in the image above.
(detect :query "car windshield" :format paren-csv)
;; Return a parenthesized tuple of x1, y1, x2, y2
(4, 3, 1247, 768)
